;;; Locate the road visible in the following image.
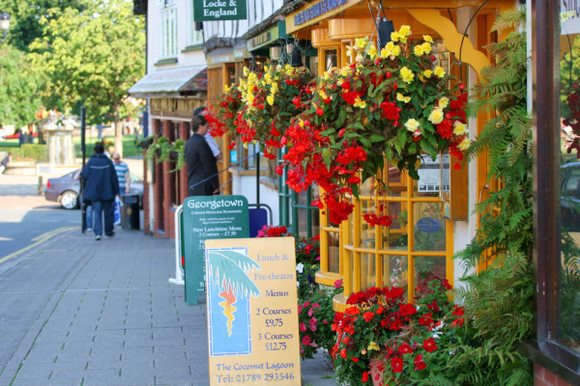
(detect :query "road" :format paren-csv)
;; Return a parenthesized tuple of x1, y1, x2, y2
(0, 175, 81, 262)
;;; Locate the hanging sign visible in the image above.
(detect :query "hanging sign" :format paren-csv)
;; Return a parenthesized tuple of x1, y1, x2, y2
(182, 195, 249, 305)
(205, 237, 300, 385)
(193, 0, 247, 21)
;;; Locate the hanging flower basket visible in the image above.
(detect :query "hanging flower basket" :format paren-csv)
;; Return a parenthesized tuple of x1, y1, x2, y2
(279, 27, 469, 223)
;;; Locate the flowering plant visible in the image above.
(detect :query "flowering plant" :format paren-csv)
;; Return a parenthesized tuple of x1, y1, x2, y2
(207, 64, 313, 159)
(562, 83, 580, 157)
(331, 279, 466, 385)
(279, 26, 469, 224)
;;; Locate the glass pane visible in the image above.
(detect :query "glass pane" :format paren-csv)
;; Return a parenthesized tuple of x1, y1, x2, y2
(559, 19, 580, 352)
(414, 256, 446, 296)
(384, 255, 408, 300)
(328, 231, 340, 273)
(360, 252, 376, 289)
(413, 202, 446, 251)
(382, 202, 408, 250)
(325, 49, 338, 72)
(415, 154, 450, 198)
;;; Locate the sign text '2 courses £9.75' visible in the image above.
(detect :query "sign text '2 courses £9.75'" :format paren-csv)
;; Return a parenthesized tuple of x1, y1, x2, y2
(205, 237, 301, 385)
(182, 195, 249, 305)
(194, 0, 247, 21)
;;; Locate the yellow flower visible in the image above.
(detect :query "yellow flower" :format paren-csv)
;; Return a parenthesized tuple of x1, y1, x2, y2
(246, 94, 254, 106)
(428, 108, 444, 124)
(323, 71, 331, 80)
(399, 25, 411, 37)
(458, 137, 471, 151)
(391, 45, 401, 57)
(421, 42, 432, 54)
(243, 67, 249, 76)
(438, 97, 449, 108)
(434, 66, 446, 78)
(380, 48, 390, 58)
(391, 31, 400, 42)
(423, 35, 433, 43)
(405, 118, 420, 132)
(368, 44, 378, 60)
(353, 96, 366, 109)
(299, 119, 305, 128)
(248, 72, 258, 82)
(318, 89, 328, 100)
(340, 66, 350, 77)
(267, 95, 274, 106)
(414, 45, 425, 56)
(224, 84, 231, 93)
(355, 37, 368, 50)
(367, 341, 380, 351)
(423, 69, 433, 78)
(453, 121, 468, 135)
(397, 93, 411, 103)
(400, 67, 415, 84)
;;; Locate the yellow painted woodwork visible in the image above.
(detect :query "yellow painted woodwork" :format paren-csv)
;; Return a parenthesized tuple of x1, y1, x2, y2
(328, 16, 375, 40)
(407, 8, 490, 77)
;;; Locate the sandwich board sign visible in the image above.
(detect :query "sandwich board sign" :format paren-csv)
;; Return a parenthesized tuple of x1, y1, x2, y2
(205, 237, 300, 385)
(182, 195, 249, 305)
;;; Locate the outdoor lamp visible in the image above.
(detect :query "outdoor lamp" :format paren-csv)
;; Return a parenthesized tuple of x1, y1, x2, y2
(0, 12, 9, 43)
(378, 17, 394, 49)
(290, 45, 303, 67)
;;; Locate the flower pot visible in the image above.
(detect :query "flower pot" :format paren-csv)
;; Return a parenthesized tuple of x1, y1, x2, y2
(369, 354, 388, 386)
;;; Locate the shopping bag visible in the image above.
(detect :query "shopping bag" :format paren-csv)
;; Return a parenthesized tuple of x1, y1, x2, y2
(114, 196, 122, 225)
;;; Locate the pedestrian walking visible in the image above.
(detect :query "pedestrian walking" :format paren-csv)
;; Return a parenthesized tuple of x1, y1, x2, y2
(185, 112, 220, 196)
(80, 143, 119, 240)
(112, 152, 131, 195)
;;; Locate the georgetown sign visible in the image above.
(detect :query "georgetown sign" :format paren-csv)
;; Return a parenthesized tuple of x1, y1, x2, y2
(194, 0, 247, 21)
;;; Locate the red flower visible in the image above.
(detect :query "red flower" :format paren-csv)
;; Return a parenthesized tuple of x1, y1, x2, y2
(362, 371, 369, 383)
(436, 119, 453, 139)
(342, 91, 361, 105)
(398, 342, 413, 355)
(340, 348, 347, 358)
(379, 101, 401, 121)
(418, 312, 434, 326)
(351, 357, 359, 363)
(452, 305, 464, 317)
(414, 354, 427, 370)
(362, 311, 374, 322)
(316, 106, 324, 116)
(301, 335, 312, 346)
(345, 307, 360, 316)
(422, 337, 438, 353)
(399, 303, 417, 317)
(391, 357, 404, 373)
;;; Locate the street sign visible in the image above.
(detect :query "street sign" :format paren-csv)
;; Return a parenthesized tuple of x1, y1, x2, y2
(205, 237, 300, 385)
(193, 0, 247, 21)
(182, 195, 249, 305)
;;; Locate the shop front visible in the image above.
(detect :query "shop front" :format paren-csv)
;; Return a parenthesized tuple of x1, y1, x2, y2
(284, 0, 514, 309)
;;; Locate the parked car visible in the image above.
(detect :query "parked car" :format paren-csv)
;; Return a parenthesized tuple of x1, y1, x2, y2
(44, 169, 144, 210)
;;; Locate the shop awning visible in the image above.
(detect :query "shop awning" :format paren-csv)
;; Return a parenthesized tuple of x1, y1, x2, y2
(128, 65, 207, 98)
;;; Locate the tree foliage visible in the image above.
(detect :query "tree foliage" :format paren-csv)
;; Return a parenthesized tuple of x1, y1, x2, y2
(0, 46, 42, 128)
(2, 0, 85, 53)
(28, 0, 145, 155)
(454, 9, 534, 385)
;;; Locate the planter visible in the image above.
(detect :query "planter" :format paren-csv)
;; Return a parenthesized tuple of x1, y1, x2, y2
(370, 354, 389, 386)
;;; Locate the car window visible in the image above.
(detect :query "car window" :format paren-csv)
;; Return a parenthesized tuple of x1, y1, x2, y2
(563, 167, 580, 196)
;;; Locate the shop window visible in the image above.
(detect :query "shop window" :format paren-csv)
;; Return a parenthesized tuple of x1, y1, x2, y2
(159, 1, 177, 59)
(186, 0, 203, 47)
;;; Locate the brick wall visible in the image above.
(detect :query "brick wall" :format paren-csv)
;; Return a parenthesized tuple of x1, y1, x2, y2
(534, 363, 572, 386)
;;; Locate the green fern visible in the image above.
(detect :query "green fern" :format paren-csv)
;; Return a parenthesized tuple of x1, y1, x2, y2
(454, 9, 534, 385)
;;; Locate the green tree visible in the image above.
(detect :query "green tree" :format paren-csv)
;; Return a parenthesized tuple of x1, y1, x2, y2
(28, 0, 145, 156)
(0, 46, 42, 128)
(2, 0, 85, 53)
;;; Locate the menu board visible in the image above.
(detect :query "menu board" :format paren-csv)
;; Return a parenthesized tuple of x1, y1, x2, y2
(205, 237, 300, 385)
(182, 196, 249, 305)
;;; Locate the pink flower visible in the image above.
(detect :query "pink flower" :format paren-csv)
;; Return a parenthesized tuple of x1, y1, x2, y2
(302, 335, 312, 346)
(309, 317, 318, 331)
(300, 322, 307, 332)
(334, 279, 343, 288)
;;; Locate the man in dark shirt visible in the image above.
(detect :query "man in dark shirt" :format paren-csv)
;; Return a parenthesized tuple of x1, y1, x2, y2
(81, 143, 120, 240)
(185, 113, 219, 196)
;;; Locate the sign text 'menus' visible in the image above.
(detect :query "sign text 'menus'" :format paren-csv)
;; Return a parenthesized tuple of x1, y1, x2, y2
(294, 0, 347, 27)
